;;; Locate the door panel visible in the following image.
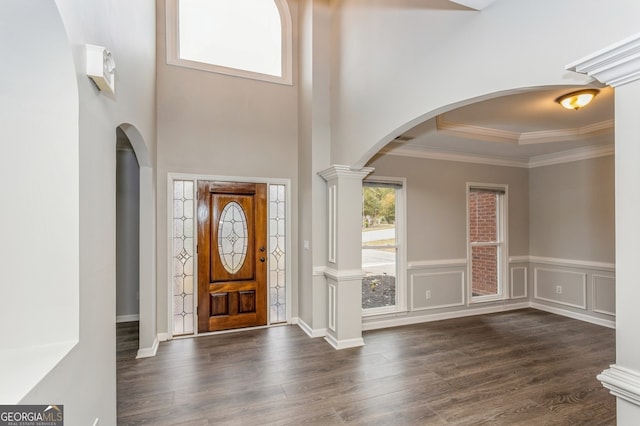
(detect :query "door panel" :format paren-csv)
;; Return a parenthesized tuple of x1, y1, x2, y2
(197, 181, 267, 332)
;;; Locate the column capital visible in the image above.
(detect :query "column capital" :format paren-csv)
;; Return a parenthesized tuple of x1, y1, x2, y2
(598, 364, 640, 407)
(318, 165, 374, 182)
(567, 32, 640, 87)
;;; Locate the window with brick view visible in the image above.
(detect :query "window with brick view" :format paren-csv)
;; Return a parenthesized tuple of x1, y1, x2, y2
(468, 187, 505, 299)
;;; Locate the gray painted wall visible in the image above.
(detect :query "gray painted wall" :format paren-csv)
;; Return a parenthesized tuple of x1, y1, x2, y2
(367, 155, 530, 261)
(155, 0, 300, 333)
(529, 156, 615, 263)
(116, 144, 140, 318)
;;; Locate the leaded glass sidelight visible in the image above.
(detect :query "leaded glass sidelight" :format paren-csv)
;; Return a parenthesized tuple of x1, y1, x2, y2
(217, 201, 249, 274)
(172, 180, 195, 335)
(269, 184, 286, 323)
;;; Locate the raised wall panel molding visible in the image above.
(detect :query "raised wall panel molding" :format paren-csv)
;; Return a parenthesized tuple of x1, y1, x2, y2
(598, 365, 640, 406)
(592, 275, 616, 316)
(534, 267, 587, 309)
(408, 258, 467, 269)
(510, 266, 528, 299)
(410, 271, 465, 312)
(528, 256, 615, 271)
(567, 32, 640, 87)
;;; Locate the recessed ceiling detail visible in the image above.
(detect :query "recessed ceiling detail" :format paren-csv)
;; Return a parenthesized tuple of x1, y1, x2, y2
(436, 116, 614, 145)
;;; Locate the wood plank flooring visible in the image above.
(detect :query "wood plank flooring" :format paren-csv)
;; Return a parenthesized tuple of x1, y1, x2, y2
(117, 309, 615, 425)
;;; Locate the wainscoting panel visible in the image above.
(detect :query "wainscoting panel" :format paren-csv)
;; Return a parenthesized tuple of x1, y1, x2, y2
(534, 267, 587, 309)
(411, 271, 465, 311)
(593, 275, 616, 316)
(510, 266, 527, 299)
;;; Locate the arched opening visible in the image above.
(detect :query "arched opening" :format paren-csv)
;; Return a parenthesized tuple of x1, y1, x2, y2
(116, 124, 157, 358)
(116, 129, 140, 333)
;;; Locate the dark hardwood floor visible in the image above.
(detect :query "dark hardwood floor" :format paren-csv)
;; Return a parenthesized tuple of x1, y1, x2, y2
(117, 309, 615, 425)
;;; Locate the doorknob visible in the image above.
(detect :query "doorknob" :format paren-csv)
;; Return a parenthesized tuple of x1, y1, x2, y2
(260, 256, 266, 262)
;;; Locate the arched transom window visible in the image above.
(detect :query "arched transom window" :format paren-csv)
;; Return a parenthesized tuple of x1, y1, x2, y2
(166, 0, 292, 85)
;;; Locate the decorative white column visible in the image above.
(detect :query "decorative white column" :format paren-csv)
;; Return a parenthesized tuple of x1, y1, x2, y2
(319, 165, 373, 349)
(567, 33, 640, 424)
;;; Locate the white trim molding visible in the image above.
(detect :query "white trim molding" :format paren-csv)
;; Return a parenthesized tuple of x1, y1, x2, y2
(297, 318, 327, 338)
(530, 302, 615, 329)
(567, 32, 640, 87)
(592, 274, 616, 316)
(324, 267, 365, 281)
(437, 116, 613, 146)
(136, 336, 159, 359)
(510, 266, 528, 299)
(363, 302, 529, 331)
(533, 267, 587, 310)
(408, 258, 467, 269)
(410, 271, 465, 312)
(318, 165, 374, 182)
(598, 365, 640, 406)
(116, 314, 140, 323)
(324, 334, 365, 350)
(528, 256, 615, 272)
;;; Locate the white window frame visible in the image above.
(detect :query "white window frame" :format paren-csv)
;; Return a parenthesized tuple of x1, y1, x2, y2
(166, 173, 292, 340)
(466, 183, 509, 304)
(165, 0, 293, 85)
(361, 177, 407, 316)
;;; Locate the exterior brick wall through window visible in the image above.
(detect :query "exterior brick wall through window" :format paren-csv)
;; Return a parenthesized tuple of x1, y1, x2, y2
(469, 189, 499, 296)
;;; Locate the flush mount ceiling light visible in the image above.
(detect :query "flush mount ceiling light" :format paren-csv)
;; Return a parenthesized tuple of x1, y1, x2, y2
(555, 89, 599, 110)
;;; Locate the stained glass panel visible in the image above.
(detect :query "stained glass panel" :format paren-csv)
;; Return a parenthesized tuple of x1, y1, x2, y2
(217, 201, 248, 274)
(269, 184, 286, 323)
(172, 179, 195, 335)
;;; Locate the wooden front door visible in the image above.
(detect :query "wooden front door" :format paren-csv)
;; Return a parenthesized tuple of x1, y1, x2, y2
(197, 181, 267, 332)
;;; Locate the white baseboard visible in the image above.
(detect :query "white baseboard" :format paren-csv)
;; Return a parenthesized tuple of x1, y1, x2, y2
(297, 318, 327, 338)
(116, 314, 139, 323)
(598, 365, 640, 407)
(157, 332, 169, 342)
(136, 336, 159, 358)
(324, 333, 365, 350)
(363, 302, 530, 331)
(530, 302, 615, 329)
(290, 316, 299, 325)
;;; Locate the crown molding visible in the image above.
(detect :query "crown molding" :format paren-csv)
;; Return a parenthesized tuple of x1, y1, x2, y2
(436, 116, 519, 144)
(381, 145, 528, 168)
(436, 116, 614, 145)
(567, 32, 640, 87)
(528, 144, 614, 168)
(382, 143, 613, 169)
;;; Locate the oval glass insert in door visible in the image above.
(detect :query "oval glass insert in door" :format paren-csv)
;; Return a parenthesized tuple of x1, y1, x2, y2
(217, 201, 249, 274)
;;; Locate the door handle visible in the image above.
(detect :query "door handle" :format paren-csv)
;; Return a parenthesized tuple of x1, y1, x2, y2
(260, 256, 266, 262)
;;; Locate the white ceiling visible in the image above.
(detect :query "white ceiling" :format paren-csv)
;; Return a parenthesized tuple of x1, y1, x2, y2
(380, 86, 614, 168)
